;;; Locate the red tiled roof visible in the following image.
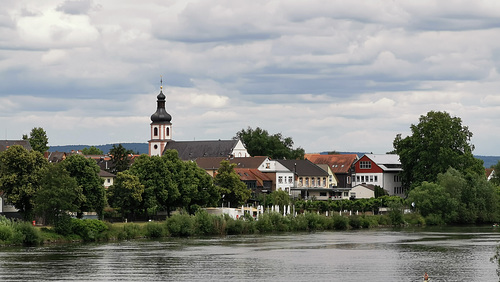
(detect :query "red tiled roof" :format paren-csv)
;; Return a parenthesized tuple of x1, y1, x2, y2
(304, 154, 358, 174)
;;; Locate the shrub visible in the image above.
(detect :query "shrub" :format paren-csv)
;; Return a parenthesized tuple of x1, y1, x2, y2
(333, 215, 349, 230)
(425, 214, 445, 226)
(349, 216, 362, 229)
(404, 213, 425, 226)
(194, 210, 216, 236)
(122, 223, 142, 239)
(71, 219, 109, 242)
(145, 222, 164, 238)
(166, 214, 195, 237)
(255, 213, 273, 233)
(290, 214, 308, 231)
(13, 222, 42, 246)
(0, 225, 13, 242)
(54, 214, 73, 236)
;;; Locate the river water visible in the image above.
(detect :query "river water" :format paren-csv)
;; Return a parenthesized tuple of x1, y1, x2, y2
(0, 226, 499, 281)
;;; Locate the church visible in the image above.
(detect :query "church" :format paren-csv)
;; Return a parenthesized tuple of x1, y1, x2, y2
(148, 84, 249, 161)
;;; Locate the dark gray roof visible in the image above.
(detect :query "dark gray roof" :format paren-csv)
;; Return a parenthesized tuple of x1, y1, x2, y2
(150, 90, 172, 123)
(277, 159, 328, 177)
(164, 140, 239, 161)
(0, 140, 32, 152)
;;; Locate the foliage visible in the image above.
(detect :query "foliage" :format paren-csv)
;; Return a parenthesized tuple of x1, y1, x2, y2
(12, 221, 42, 246)
(60, 154, 106, 219)
(165, 213, 195, 237)
(407, 181, 459, 224)
(268, 190, 291, 212)
(145, 222, 165, 238)
(214, 161, 251, 207)
(490, 161, 500, 187)
(82, 146, 104, 155)
(235, 126, 305, 159)
(23, 127, 49, 153)
(393, 111, 484, 189)
(107, 171, 144, 220)
(108, 144, 134, 174)
(69, 218, 108, 242)
(35, 164, 83, 225)
(0, 145, 48, 220)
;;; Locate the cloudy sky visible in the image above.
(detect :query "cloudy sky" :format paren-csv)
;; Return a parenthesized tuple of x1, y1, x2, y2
(2, 1, 500, 155)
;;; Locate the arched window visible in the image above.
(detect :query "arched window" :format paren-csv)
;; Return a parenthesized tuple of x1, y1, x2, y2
(154, 127, 158, 137)
(166, 127, 170, 137)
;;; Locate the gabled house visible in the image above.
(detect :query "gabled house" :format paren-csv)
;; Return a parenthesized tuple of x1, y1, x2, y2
(44, 151, 67, 163)
(279, 159, 330, 200)
(257, 157, 293, 193)
(350, 184, 376, 199)
(486, 168, 495, 181)
(99, 170, 116, 189)
(304, 154, 357, 188)
(352, 154, 403, 196)
(234, 168, 273, 196)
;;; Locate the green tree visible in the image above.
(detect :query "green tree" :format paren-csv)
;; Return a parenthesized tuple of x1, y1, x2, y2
(490, 161, 500, 187)
(214, 160, 251, 207)
(107, 171, 144, 220)
(129, 153, 180, 216)
(34, 164, 83, 225)
(60, 154, 106, 219)
(268, 190, 290, 212)
(235, 127, 305, 159)
(393, 111, 484, 189)
(108, 144, 134, 174)
(23, 127, 49, 153)
(407, 181, 459, 224)
(82, 146, 104, 155)
(0, 145, 48, 220)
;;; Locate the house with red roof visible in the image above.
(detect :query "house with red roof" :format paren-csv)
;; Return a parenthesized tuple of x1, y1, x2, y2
(352, 154, 403, 196)
(304, 154, 358, 188)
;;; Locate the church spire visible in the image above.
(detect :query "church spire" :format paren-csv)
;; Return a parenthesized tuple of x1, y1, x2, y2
(150, 77, 172, 123)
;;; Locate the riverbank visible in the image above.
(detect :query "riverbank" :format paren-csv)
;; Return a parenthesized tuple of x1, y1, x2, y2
(1, 210, 428, 247)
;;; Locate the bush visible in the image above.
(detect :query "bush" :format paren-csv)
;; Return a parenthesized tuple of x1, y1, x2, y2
(425, 214, 445, 226)
(333, 215, 349, 230)
(122, 223, 142, 239)
(145, 222, 164, 238)
(349, 216, 362, 229)
(404, 213, 425, 226)
(166, 214, 195, 237)
(13, 222, 42, 246)
(71, 219, 109, 242)
(0, 225, 13, 242)
(194, 210, 216, 236)
(54, 214, 73, 236)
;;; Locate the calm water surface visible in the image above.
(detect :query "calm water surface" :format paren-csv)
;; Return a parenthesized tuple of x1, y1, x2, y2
(1, 226, 499, 281)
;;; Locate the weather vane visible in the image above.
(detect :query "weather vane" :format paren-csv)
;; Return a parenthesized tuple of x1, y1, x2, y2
(160, 75, 163, 90)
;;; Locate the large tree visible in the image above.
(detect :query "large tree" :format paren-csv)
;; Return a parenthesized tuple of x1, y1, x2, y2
(35, 163, 83, 225)
(235, 127, 305, 159)
(82, 146, 104, 155)
(60, 154, 106, 219)
(393, 111, 484, 189)
(107, 171, 144, 220)
(214, 160, 251, 207)
(0, 145, 48, 220)
(23, 127, 49, 153)
(108, 144, 134, 174)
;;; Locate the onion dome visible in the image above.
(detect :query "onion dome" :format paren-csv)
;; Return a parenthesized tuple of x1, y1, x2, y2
(150, 88, 172, 123)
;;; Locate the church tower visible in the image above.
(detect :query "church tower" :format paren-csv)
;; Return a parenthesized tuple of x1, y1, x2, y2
(148, 82, 172, 156)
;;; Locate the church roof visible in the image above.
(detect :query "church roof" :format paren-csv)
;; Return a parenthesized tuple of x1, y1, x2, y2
(164, 140, 241, 161)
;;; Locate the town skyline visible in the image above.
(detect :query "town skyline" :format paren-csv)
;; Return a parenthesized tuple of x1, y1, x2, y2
(2, 1, 500, 155)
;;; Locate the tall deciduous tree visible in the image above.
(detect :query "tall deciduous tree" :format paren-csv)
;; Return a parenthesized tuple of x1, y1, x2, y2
(60, 154, 106, 219)
(393, 111, 484, 189)
(108, 144, 134, 174)
(0, 145, 48, 220)
(35, 164, 83, 225)
(214, 160, 251, 207)
(235, 127, 305, 159)
(23, 127, 49, 153)
(107, 171, 144, 220)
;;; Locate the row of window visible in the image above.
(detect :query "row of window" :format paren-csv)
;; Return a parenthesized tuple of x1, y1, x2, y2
(278, 176, 294, 184)
(153, 127, 170, 137)
(359, 161, 371, 169)
(298, 177, 327, 187)
(355, 175, 378, 183)
(394, 187, 407, 195)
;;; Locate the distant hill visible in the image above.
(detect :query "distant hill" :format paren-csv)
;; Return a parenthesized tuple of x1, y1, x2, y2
(49, 143, 149, 155)
(475, 155, 500, 168)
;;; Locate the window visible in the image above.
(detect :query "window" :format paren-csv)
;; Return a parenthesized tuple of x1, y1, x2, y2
(166, 127, 170, 137)
(344, 192, 348, 197)
(288, 176, 293, 183)
(266, 163, 270, 169)
(320, 192, 327, 197)
(394, 175, 401, 182)
(278, 176, 283, 184)
(311, 178, 315, 186)
(299, 177, 303, 186)
(374, 176, 378, 182)
(361, 176, 365, 182)
(369, 175, 373, 182)
(322, 178, 326, 186)
(356, 176, 360, 182)
(305, 178, 309, 186)
(107, 179, 111, 183)
(360, 161, 371, 169)
(154, 127, 158, 137)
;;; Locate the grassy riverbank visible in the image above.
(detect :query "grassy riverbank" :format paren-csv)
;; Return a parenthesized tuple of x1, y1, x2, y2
(0, 211, 426, 246)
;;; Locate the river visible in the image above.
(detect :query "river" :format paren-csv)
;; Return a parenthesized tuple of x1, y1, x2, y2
(0, 226, 499, 281)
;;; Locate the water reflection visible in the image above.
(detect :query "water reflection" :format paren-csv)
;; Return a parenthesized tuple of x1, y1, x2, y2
(0, 226, 499, 281)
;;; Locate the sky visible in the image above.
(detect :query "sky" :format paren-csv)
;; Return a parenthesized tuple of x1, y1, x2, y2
(2, 1, 500, 155)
